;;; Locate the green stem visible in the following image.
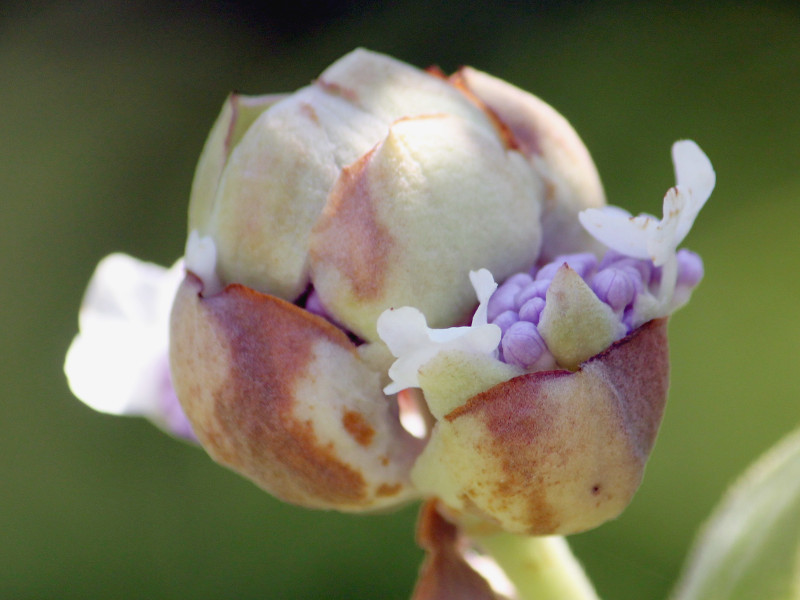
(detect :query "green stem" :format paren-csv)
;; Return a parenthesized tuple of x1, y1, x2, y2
(474, 532, 600, 600)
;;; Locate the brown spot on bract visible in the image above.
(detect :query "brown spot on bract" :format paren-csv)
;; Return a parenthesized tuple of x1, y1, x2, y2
(449, 68, 521, 152)
(424, 64, 447, 79)
(441, 319, 670, 535)
(342, 410, 375, 447)
(170, 275, 370, 508)
(315, 77, 359, 103)
(376, 483, 402, 497)
(299, 101, 319, 125)
(309, 148, 393, 301)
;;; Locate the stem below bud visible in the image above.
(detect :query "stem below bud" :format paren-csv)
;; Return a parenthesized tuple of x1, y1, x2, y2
(474, 532, 600, 600)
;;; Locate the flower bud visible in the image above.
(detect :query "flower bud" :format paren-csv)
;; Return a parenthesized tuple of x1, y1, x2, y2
(67, 48, 712, 540)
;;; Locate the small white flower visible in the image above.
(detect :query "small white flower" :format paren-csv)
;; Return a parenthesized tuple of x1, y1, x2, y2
(64, 253, 194, 439)
(377, 269, 502, 395)
(578, 140, 715, 267)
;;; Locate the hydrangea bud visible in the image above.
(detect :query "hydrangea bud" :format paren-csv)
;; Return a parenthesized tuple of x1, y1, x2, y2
(169, 48, 619, 515)
(67, 49, 714, 543)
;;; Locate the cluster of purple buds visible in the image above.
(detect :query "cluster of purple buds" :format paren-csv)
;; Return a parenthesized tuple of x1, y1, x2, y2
(488, 248, 703, 370)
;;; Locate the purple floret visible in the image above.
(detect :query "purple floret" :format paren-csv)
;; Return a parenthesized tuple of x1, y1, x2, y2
(514, 279, 551, 309)
(535, 252, 598, 281)
(304, 288, 328, 318)
(677, 248, 704, 287)
(487, 278, 525, 321)
(518, 297, 546, 324)
(493, 310, 519, 335)
(488, 247, 703, 371)
(502, 320, 548, 369)
(591, 268, 637, 312)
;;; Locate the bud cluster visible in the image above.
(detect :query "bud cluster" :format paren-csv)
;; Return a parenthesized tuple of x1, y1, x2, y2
(489, 248, 703, 370)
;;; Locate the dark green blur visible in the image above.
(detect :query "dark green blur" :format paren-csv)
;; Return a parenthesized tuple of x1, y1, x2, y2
(2, 2, 799, 598)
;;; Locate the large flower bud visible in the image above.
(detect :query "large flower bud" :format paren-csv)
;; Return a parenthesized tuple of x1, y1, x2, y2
(167, 49, 710, 530)
(188, 49, 542, 321)
(171, 48, 605, 511)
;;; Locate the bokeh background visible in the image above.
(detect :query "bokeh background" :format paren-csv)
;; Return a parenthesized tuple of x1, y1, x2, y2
(3, 1, 800, 598)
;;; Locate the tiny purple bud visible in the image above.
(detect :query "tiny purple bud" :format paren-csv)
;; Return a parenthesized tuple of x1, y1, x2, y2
(597, 249, 629, 270)
(492, 309, 520, 335)
(504, 272, 534, 288)
(518, 297, 546, 324)
(618, 265, 645, 293)
(515, 279, 551, 308)
(305, 288, 329, 318)
(535, 252, 598, 281)
(501, 320, 548, 369)
(487, 281, 523, 322)
(535, 262, 560, 281)
(559, 252, 598, 279)
(592, 268, 637, 312)
(622, 306, 637, 332)
(677, 248, 704, 287)
(612, 257, 653, 284)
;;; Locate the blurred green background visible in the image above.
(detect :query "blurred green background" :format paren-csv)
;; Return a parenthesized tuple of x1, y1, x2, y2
(3, 1, 800, 598)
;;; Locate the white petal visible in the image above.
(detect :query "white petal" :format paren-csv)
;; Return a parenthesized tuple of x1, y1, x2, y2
(65, 254, 183, 418)
(672, 140, 716, 243)
(673, 139, 716, 207)
(378, 269, 502, 394)
(469, 268, 499, 327)
(646, 187, 686, 266)
(377, 306, 431, 357)
(578, 206, 654, 260)
(580, 140, 715, 266)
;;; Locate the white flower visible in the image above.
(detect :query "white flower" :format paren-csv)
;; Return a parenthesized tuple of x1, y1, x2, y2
(377, 269, 502, 395)
(64, 253, 194, 439)
(578, 140, 715, 267)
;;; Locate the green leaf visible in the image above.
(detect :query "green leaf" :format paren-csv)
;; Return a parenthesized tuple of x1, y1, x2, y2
(672, 427, 800, 600)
